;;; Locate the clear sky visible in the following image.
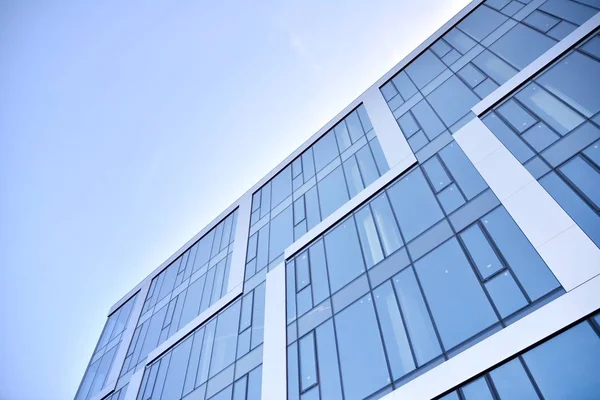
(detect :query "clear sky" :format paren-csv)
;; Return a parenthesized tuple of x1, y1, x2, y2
(0, 1, 470, 399)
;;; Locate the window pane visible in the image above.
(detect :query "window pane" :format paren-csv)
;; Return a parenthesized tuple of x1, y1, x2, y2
(490, 24, 556, 69)
(485, 271, 528, 318)
(423, 156, 452, 192)
(315, 320, 343, 400)
(343, 156, 364, 198)
(459, 224, 503, 279)
(269, 206, 293, 262)
(393, 267, 442, 365)
(210, 302, 240, 376)
(412, 100, 446, 140)
(251, 283, 266, 349)
(392, 71, 418, 100)
(313, 132, 339, 172)
(356, 144, 380, 188)
(523, 321, 600, 399)
(559, 155, 600, 208)
(355, 205, 384, 269)
(387, 169, 444, 242)
(497, 99, 538, 133)
(472, 50, 518, 86)
(427, 76, 479, 127)
(288, 344, 300, 400)
(299, 332, 318, 391)
(296, 252, 310, 290)
(371, 194, 403, 255)
(346, 111, 364, 143)
(458, 4, 507, 41)
(334, 121, 351, 152)
(334, 294, 391, 400)
(406, 50, 447, 89)
(482, 207, 560, 300)
(309, 240, 330, 305)
(271, 166, 292, 208)
(490, 358, 540, 400)
(439, 142, 488, 200)
(461, 377, 494, 400)
(415, 238, 498, 350)
(305, 186, 321, 231)
(373, 281, 416, 380)
(161, 338, 193, 400)
(317, 166, 350, 219)
(324, 218, 366, 293)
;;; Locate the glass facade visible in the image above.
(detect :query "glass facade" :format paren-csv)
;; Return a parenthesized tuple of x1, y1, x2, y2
(120, 211, 238, 380)
(482, 29, 600, 247)
(245, 105, 389, 283)
(438, 312, 600, 400)
(75, 2, 600, 400)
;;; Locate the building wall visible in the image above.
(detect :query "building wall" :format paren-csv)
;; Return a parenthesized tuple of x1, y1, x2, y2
(74, 1, 600, 400)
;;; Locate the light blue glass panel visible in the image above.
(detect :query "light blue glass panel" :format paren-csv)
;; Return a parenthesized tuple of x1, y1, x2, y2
(460, 224, 503, 279)
(438, 184, 466, 214)
(210, 302, 240, 377)
(559, 155, 600, 208)
(444, 28, 477, 54)
(161, 338, 193, 400)
(483, 113, 534, 163)
(387, 169, 444, 242)
(393, 267, 442, 365)
(288, 344, 300, 400)
(458, 64, 486, 88)
(334, 121, 351, 152)
(335, 294, 391, 400)
(490, 24, 556, 69)
(524, 10, 560, 33)
(371, 194, 403, 256)
(472, 50, 518, 85)
(315, 320, 343, 400)
(391, 71, 418, 100)
(423, 156, 452, 192)
(309, 240, 330, 305)
(251, 283, 266, 349)
(485, 271, 528, 318)
(246, 366, 262, 400)
(439, 142, 488, 200)
(482, 207, 560, 300)
(299, 332, 318, 391)
(490, 358, 540, 399)
(317, 166, 349, 219)
(461, 377, 494, 400)
(458, 4, 507, 41)
(406, 50, 447, 89)
(412, 100, 446, 140)
(271, 166, 292, 208)
(427, 76, 479, 127)
(355, 205, 384, 269)
(497, 99, 538, 133)
(522, 122, 560, 152)
(398, 112, 420, 137)
(516, 83, 585, 136)
(269, 206, 293, 262)
(324, 217, 366, 293)
(523, 321, 600, 400)
(356, 144, 380, 187)
(415, 238, 498, 350)
(373, 281, 416, 380)
(343, 156, 364, 198)
(313, 132, 339, 172)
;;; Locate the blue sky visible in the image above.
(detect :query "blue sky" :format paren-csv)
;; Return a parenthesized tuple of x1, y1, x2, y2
(0, 1, 469, 399)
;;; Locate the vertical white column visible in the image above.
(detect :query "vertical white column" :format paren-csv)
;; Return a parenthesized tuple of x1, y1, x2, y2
(227, 192, 253, 293)
(261, 263, 288, 400)
(362, 86, 416, 169)
(454, 118, 600, 290)
(122, 369, 144, 400)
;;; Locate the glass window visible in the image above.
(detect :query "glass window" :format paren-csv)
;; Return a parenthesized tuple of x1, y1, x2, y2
(459, 224, 503, 279)
(269, 206, 293, 262)
(482, 207, 560, 301)
(523, 321, 600, 400)
(483, 113, 535, 163)
(161, 339, 193, 400)
(458, 4, 507, 41)
(309, 240, 330, 305)
(369, 138, 389, 175)
(343, 156, 364, 198)
(485, 271, 528, 318)
(373, 281, 416, 380)
(439, 142, 487, 200)
(398, 112, 420, 137)
(391, 71, 418, 100)
(497, 99, 538, 133)
(387, 169, 445, 242)
(324, 218, 366, 293)
(524, 10, 560, 33)
(444, 28, 477, 54)
(356, 145, 380, 188)
(393, 267, 442, 365)
(334, 295, 391, 400)
(317, 166, 350, 219)
(490, 24, 556, 69)
(288, 344, 300, 400)
(305, 186, 321, 231)
(460, 377, 494, 400)
(472, 50, 518, 85)
(355, 205, 384, 269)
(334, 121, 351, 152)
(271, 167, 292, 208)
(210, 303, 240, 376)
(415, 238, 498, 350)
(296, 252, 310, 290)
(406, 50, 447, 89)
(313, 132, 339, 172)
(315, 320, 343, 400)
(515, 83, 585, 135)
(299, 332, 318, 391)
(423, 156, 452, 192)
(438, 184, 466, 214)
(297, 285, 313, 317)
(371, 194, 404, 255)
(346, 111, 364, 143)
(522, 122, 560, 152)
(251, 283, 265, 349)
(559, 155, 600, 208)
(427, 76, 479, 127)
(412, 100, 446, 140)
(490, 358, 540, 399)
(458, 64, 485, 88)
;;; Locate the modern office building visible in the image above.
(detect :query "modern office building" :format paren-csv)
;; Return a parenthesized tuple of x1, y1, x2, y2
(74, 1, 600, 399)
